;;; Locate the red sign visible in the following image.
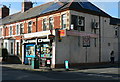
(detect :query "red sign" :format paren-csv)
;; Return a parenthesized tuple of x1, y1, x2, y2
(59, 30, 66, 37)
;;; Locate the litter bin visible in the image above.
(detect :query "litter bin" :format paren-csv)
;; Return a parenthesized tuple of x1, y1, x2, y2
(31, 57, 39, 69)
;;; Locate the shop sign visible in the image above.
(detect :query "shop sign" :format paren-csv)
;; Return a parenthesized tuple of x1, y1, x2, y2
(24, 31, 51, 38)
(83, 36, 90, 47)
(59, 30, 66, 37)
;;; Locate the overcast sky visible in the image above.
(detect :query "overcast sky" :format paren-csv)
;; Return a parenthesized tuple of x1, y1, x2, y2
(0, 0, 120, 18)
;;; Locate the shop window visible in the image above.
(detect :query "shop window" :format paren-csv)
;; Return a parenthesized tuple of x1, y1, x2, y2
(16, 24, 20, 35)
(78, 16, 85, 31)
(16, 42, 19, 55)
(61, 14, 67, 29)
(9, 26, 13, 36)
(71, 15, 78, 30)
(43, 18, 47, 31)
(20, 23, 24, 34)
(49, 17, 53, 30)
(28, 21, 32, 33)
(11, 42, 13, 55)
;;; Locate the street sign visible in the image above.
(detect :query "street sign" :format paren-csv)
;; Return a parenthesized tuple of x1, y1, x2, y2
(83, 36, 90, 47)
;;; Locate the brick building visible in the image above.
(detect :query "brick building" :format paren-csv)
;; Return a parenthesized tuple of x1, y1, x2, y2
(0, 0, 120, 68)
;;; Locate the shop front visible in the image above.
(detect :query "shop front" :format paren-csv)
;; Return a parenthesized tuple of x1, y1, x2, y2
(22, 30, 55, 68)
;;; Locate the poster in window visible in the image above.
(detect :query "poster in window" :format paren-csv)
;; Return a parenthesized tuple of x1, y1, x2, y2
(26, 44, 35, 57)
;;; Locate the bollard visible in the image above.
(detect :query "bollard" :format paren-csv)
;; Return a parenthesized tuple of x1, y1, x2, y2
(65, 60, 69, 71)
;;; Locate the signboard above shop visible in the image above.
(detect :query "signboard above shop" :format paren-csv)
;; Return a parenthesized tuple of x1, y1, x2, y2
(24, 30, 55, 38)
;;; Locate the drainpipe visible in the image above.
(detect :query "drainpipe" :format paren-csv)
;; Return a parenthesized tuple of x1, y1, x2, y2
(36, 17, 38, 32)
(99, 15, 101, 62)
(118, 24, 120, 64)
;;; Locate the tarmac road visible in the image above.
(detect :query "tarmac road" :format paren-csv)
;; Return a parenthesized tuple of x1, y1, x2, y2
(1, 66, 119, 80)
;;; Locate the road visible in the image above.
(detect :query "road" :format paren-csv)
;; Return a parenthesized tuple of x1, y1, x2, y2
(1, 66, 119, 80)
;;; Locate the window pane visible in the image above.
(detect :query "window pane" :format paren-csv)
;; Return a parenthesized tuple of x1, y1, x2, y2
(43, 19, 47, 31)
(28, 21, 32, 33)
(49, 17, 53, 30)
(11, 42, 13, 54)
(16, 25, 19, 35)
(10, 26, 12, 35)
(62, 14, 67, 29)
(16, 42, 19, 55)
(20, 23, 24, 34)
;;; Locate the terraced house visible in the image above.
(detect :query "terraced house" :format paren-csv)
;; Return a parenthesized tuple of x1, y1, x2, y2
(0, 0, 120, 68)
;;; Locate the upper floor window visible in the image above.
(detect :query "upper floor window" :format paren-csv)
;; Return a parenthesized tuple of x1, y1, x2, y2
(49, 17, 53, 30)
(16, 24, 20, 35)
(61, 14, 67, 29)
(43, 18, 47, 31)
(28, 21, 32, 33)
(71, 15, 85, 31)
(20, 23, 24, 34)
(9, 26, 13, 36)
(78, 16, 85, 31)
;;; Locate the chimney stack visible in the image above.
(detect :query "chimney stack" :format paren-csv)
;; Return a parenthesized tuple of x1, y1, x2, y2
(22, 0, 33, 12)
(0, 5, 9, 19)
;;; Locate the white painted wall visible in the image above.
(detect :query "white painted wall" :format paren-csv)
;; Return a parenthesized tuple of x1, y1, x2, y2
(55, 10, 118, 65)
(3, 39, 15, 56)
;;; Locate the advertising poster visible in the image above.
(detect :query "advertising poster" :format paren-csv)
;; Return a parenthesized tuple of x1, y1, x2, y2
(26, 44, 35, 57)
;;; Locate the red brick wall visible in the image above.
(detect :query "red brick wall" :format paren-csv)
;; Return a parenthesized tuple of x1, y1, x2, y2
(24, 22, 27, 34)
(37, 19, 42, 32)
(32, 19, 37, 33)
(54, 16, 61, 29)
(15, 36, 21, 40)
(13, 25, 16, 35)
(6, 27, 9, 36)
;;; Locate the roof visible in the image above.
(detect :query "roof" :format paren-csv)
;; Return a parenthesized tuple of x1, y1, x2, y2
(1, 0, 112, 25)
(110, 17, 120, 25)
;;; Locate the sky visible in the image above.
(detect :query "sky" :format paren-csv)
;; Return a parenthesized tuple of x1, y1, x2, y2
(0, 0, 120, 18)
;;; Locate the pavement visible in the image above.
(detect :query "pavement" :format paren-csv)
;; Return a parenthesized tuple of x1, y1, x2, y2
(1, 62, 119, 73)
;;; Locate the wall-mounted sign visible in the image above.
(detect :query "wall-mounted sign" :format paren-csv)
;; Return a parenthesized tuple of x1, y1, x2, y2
(59, 30, 66, 37)
(83, 36, 90, 47)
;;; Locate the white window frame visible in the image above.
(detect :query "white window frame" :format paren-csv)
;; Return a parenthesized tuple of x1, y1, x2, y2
(49, 17, 54, 30)
(16, 24, 20, 35)
(43, 18, 47, 31)
(28, 21, 33, 33)
(20, 23, 24, 34)
(61, 14, 67, 29)
(9, 26, 13, 36)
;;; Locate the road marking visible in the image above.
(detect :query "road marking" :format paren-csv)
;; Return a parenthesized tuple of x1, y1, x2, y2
(87, 73, 113, 78)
